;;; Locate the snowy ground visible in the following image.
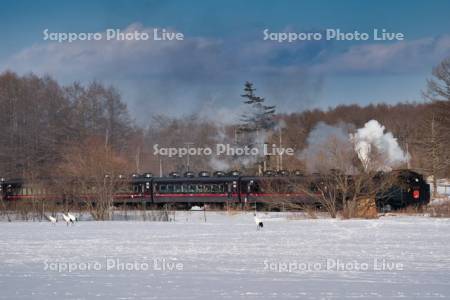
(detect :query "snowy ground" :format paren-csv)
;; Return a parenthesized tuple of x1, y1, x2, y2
(1, 213, 450, 299)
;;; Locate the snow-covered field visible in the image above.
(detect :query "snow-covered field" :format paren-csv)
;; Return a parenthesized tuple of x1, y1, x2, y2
(1, 213, 450, 299)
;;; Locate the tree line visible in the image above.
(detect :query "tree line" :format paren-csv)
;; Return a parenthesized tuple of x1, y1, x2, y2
(0, 58, 449, 189)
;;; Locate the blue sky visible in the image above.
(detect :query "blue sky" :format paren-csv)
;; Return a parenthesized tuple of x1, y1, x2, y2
(1, 0, 450, 124)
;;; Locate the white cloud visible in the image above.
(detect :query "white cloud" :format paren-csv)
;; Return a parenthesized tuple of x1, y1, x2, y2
(2, 23, 450, 124)
(1, 23, 324, 124)
(7, 23, 223, 81)
(313, 35, 450, 75)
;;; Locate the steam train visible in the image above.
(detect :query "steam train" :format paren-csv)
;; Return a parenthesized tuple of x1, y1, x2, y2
(0, 169, 430, 211)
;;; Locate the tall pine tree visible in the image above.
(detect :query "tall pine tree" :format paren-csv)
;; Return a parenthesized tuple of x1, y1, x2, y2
(237, 81, 276, 174)
(239, 81, 276, 134)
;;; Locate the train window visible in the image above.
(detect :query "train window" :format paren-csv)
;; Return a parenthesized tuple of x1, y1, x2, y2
(204, 185, 211, 193)
(174, 184, 182, 193)
(188, 184, 196, 193)
(196, 184, 204, 193)
(159, 184, 167, 193)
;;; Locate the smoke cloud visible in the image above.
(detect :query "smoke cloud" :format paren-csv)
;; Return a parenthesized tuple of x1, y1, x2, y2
(299, 122, 353, 172)
(350, 120, 409, 170)
(301, 120, 409, 173)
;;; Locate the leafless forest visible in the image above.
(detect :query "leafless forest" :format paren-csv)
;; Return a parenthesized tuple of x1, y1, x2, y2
(0, 58, 449, 192)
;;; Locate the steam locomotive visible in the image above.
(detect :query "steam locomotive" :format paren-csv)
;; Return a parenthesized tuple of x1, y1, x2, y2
(0, 169, 430, 211)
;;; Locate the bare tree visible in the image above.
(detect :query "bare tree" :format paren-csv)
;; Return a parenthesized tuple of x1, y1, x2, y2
(302, 130, 394, 218)
(421, 57, 450, 191)
(249, 176, 318, 214)
(416, 111, 449, 195)
(58, 137, 131, 220)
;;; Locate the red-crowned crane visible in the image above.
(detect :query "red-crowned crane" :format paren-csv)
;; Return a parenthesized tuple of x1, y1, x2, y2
(62, 213, 72, 226)
(254, 213, 263, 230)
(46, 215, 57, 224)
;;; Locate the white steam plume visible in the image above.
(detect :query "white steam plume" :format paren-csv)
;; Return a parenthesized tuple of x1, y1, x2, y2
(350, 120, 409, 170)
(299, 122, 353, 172)
(209, 156, 232, 171)
(300, 120, 409, 173)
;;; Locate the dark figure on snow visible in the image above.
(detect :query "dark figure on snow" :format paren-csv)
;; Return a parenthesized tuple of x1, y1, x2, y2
(254, 213, 263, 230)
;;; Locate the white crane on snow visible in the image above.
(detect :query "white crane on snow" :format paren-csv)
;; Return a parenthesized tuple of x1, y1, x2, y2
(45, 215, 57, 224)
(67, 212, 77, 223)
(254, 213, 263, 230)
(62, 213, 74, 226)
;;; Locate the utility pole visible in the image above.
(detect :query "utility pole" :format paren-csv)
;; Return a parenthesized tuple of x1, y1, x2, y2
(135, 147, 141, 173)
(185, 142, 194, 172)
(405, 141, 410, 169)
(279, 126, 283, 170)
